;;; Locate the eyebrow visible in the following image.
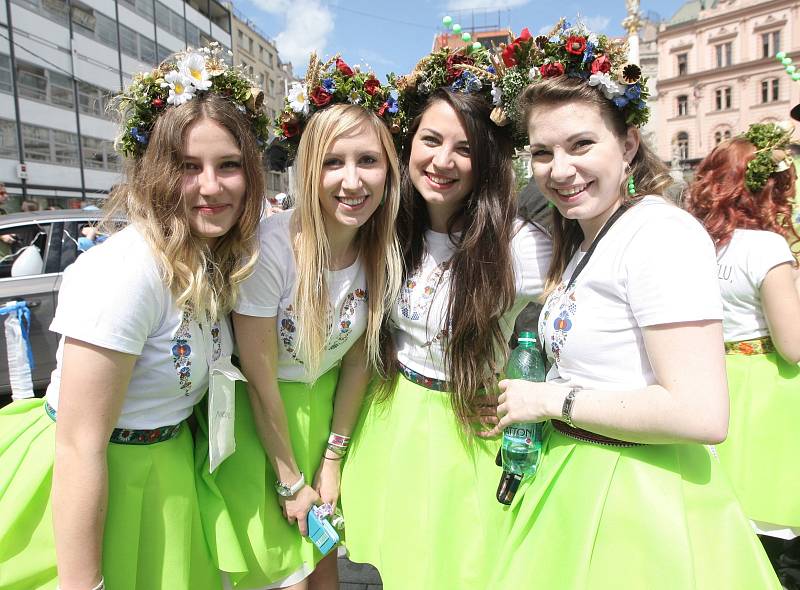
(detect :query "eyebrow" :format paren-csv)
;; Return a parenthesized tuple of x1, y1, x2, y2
(183, 153, 242, 160)
(530, 131, 595, 148)
(418, 127, 469, 146)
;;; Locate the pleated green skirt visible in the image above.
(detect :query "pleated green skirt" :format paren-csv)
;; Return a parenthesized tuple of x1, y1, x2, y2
(0, 397, 222, 590)
(194, 368, 338, 588)
(716, 351, 800, 527)
(489, 425, 781, 589)
(340, 374, 511, 590)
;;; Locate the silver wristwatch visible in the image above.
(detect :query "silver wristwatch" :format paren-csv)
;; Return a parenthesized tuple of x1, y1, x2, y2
(275, 472, 305, 497)
(562, 386, 581, 427)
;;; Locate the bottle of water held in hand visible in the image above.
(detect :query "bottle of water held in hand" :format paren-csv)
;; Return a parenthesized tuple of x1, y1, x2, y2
(501, 331, 546, 477)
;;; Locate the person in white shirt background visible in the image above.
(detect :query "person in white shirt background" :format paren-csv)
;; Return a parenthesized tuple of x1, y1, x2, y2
(193, 56, 403, 590)
(0, 47, 266, 590)
(487, 20, 781, 590)
(687, 122, 800, 590)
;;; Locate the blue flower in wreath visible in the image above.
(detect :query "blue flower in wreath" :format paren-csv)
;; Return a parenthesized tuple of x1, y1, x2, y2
(625, 84, 642, 101)
(612, 95, 629, 109)
(582, 41, 595, 64)
(130, 126, 149, 145)
(322, 77, 336, 92)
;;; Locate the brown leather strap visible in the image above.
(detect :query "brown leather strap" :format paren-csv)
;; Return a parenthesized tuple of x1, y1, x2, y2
(552, 420, 643, 448)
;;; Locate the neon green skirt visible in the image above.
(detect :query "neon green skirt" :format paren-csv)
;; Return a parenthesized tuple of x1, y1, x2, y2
(489, 425, 780, 589)
(194, 368, 338, 588)
(340, 374, 511, 590)
(716, 351, 800, 527)
(0, 397, 222, 590)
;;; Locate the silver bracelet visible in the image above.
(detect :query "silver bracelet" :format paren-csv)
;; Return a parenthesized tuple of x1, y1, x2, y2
(57, 577, 105, 590)
(562, 386, 581, 427)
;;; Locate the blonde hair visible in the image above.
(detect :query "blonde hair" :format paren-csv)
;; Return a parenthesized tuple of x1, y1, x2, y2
(292, 104, 402, 376)
(518, 76, 671, 298)
(104, 93, 264, 320)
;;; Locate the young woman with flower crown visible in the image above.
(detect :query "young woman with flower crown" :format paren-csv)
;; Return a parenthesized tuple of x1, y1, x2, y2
(687, 125, 800, 587)
(0, 46, 266, 590)
(193, 55, 402, 590)
(485, 21, 780, 589)
(339, 44, 552, 590)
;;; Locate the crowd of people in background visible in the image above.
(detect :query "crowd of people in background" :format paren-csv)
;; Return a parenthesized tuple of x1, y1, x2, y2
(0, 17, 798, 590)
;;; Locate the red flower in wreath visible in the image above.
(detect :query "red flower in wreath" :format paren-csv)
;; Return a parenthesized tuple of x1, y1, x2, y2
(445, 53, 474, 83)
(364, 76, 381, 96)
(590, 54, 611, 74)
(309, 86, 332, 107)
(565, 35, 587, 55)
(281, 120, 300, 138)
(501, 43, 519, 67)
(377, 101, 389, 117)
(540, 62, 565, 78)
(336, 58, 354, 77)
(152, 97, 165, 109)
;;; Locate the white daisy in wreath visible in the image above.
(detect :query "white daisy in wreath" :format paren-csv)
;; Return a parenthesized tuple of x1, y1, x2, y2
(287, 81, 310, 114)
(180, 52, 212, 91)
(162, 70, 196, 105)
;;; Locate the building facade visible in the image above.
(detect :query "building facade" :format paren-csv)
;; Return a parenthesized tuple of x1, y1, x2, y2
(655, 0, 800, 173)
(0, 0, 232, 210)
(230, 7, 293, 200)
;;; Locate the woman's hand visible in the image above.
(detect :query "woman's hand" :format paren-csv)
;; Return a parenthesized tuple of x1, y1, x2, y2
(279, 484, 320, 537)
(487, 379, 565, 436)
(313, 456, 342, 512)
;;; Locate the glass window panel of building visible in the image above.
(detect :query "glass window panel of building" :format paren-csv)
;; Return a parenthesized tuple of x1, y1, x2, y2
(0, 119, 18, 159)
(677, 95, 688, 117)
(761, 78, 780, 103)
(677, 53, 688, 76)
(715, 42, 732, 68)
(715, 87, 731, 111)
(762, 31, 781, 59)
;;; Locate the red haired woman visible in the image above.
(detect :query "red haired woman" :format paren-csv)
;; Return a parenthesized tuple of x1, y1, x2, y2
(688, 122, 800, 588)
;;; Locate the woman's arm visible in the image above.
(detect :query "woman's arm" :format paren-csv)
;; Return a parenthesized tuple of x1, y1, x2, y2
(761, 262, 800, 364)
(495, 319, 729, 445)
(313, 336, 372, 510)
(52, 338, 136, 590)
(232, 312, 319, 535)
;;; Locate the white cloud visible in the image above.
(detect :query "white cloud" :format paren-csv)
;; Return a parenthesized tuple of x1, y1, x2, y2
(583, 16, 611, 33)
(249, 0, 333, 70)
(446, 0, 530, 9)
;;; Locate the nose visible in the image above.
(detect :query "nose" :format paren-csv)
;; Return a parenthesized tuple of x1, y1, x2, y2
(549, 150, 575, 182)
(198, 165, 222, 196)
(341, 163, 362, 192)
(431, 146, 455, 170)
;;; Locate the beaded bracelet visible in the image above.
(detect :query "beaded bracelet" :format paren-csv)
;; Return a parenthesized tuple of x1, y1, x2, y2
(327, 432, 351, 457)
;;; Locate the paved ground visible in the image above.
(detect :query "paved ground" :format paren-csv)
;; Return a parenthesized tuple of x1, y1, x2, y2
(338, 555, 382, 589)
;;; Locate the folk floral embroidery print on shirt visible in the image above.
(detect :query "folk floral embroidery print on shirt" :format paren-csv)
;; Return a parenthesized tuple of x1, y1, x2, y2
(539, 283, 577, 367)
(329, 288, 367, 351)
(171, 307, 193, 395)
(280, 304, 301, 363)
(398, 261, 448, 321)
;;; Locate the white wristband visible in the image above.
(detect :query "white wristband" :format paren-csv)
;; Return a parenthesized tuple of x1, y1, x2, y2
(57, 576, 105, 590)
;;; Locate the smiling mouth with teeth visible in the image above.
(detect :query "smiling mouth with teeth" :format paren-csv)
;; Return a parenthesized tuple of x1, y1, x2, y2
(337, 195, 367, 206)
(426, 172, 457, 185)
(552, 183, 590, 198)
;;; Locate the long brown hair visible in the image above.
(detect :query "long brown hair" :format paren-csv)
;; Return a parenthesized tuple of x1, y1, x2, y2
(518, 76, 671, 298)
(104, 93, 264, 320)
(292, 104, 402, 377)
(687, 138, 799, 253)
(381, 88, 517, 429)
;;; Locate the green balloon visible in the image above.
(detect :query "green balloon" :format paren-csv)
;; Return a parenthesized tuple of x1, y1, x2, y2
(442, 15, 452, 26)
(452, 23, 462, 33)
(776, 51, 787, 60)
(461, 32, 471, 42)
(472, 41, 482, 51)
(793, 73, 800, 81)
(782, 57, 793, 66)
(787, 65, 797, 73)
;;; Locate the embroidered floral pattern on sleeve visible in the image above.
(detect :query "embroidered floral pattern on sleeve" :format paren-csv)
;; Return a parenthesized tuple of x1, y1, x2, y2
(210, 321, 222, 362)
(539, 283, 577, 367)
(280, 304, 300, 363)
(171, 307, 193, 395)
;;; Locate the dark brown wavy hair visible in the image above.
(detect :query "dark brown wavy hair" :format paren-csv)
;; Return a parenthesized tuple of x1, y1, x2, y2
(518, 76, 672, 297)
(687, 137, 799, 253)
(378, 88, 517, 429)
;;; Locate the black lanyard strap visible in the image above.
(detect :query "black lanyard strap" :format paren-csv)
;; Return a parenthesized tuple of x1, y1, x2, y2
(566, 204, 629, 291)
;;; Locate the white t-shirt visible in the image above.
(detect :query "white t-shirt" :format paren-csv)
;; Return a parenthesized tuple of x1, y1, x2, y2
(45, 225, 232, 429)
(391, 219, 552, 380)
(716, 229, 795, 342)
(538, 196, 722, 390)
(235, 210, 368, 383)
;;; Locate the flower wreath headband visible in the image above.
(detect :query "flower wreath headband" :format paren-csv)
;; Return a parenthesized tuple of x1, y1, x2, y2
(741, 121, 794, 193)
(492, 19, 650, 130)
(271, 53, 401, 165)
(113, 43, 270, 158)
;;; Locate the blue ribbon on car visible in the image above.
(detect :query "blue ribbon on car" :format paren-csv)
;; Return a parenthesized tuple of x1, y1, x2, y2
(0, 300, 34, 369)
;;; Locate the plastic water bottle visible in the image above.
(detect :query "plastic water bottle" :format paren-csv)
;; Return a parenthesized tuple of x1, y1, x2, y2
(501, 331, 546, 477)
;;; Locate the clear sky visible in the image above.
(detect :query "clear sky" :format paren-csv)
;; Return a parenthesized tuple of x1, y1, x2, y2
(232, 0, 691, 79)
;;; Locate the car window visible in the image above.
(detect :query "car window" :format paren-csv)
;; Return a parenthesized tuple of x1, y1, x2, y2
(0, 223, 49, 279)
(60, 220, 119, 272)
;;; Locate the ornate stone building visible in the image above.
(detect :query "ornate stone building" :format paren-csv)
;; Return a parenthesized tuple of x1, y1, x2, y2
(655, 0, 800, 174)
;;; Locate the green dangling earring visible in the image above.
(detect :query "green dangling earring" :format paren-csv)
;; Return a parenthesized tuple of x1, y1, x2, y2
(627, 173, 636, 196)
